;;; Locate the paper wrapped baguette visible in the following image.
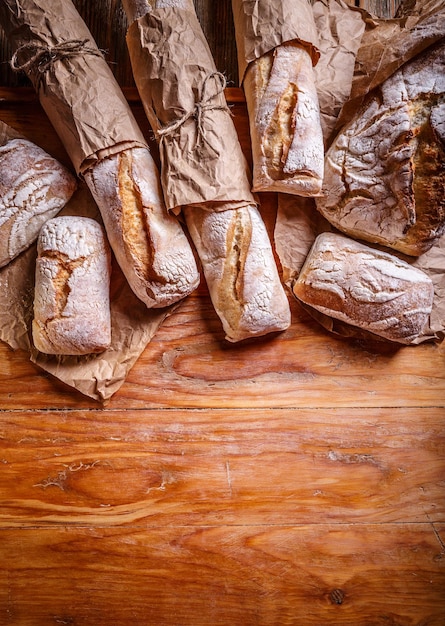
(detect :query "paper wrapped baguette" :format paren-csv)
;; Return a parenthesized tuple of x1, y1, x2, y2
(0, 0, 199, 309)
(232, 0, 324, 196)
(293, 232, 434, 345)
(123, 0, 291, 341)
(32, 216, 112, 355)
(315, 41, 445, 257)
(0, 120, 76, 268)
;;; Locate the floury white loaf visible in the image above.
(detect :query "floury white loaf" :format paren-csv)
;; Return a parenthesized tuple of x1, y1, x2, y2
(243, 42, 324, 196)
(315, 42, 445, 257)
(292, 232, 434, 344)
(184, 204, 291, 342)
(84, 147, 200, 309)
(0, 121, 76, 267)
(232, 0, 324, 197)
(32, 216, 112, 355)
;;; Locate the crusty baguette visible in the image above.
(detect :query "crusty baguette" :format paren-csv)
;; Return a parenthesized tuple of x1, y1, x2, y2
(0, 121, 76, 267)
(0, 0, 200, 309)
(315, 42, 445, 257)
(84, 147, 200, 309)
(244, 41, 324, 196)
(184, 204, 291, 342)
(123, 0, 291, 340)
(293, 232, 434, 344)
(32, 216, 112, 355)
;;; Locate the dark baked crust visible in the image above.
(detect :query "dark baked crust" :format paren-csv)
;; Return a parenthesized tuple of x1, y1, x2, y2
(315, 42, 445, 257)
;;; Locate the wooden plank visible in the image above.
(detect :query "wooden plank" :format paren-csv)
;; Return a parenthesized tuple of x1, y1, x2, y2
(0, 524, 443, 625)
(0, 408, 443, 526)
(0, 91, 444, 409)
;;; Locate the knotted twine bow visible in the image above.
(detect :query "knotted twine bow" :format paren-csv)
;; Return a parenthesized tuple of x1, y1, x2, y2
(156, 71, 231, 154)
(10, 39, 104, 87)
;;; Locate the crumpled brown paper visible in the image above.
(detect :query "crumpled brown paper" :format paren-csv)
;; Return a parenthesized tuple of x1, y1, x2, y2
(231, 0, 320, 83)
(0, 182, 173, 402)
(0, 0, 147, 175)
(274, 0, 445, 345)
(126, 2, 255, 213)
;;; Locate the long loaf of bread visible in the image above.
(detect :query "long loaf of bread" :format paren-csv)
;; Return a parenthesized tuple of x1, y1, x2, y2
(0, 120, 76, 267)
(232, 0, 324, 197)
(0, 0, 200, 308)
(123, 0, 291, 341)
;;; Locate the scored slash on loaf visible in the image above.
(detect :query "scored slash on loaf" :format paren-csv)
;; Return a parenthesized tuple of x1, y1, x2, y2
(32, 216, 112, 356)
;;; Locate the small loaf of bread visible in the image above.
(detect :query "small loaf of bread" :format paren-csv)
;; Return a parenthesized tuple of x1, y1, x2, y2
(32, 216, 112, 355)
(184, 204, 291, 342)
(84, 147, 200, 309)
(0, 122, 77, 267)
(293, 232, 434, 344)
(243, 42, 324, 196)
(315, 42, 445, 256)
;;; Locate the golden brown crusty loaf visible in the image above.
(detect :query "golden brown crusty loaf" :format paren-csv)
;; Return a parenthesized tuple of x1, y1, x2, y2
(184, 204, 291, 342)
(32, 216, 112, 355)
(0, 121, 76, 267)
(293, 232, 434, 344)
(243, 41, 324, 197)
(316, 42, 445, 257)
(84, 147, 200, 309)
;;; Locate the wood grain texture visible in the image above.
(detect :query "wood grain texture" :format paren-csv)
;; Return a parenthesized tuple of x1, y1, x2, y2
(0, 408, 444, 527)
(0, 525, 443, 625)
(0, 2, 442, 625)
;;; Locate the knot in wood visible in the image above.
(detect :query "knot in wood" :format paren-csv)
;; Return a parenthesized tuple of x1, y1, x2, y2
(329, 588, 345, 605)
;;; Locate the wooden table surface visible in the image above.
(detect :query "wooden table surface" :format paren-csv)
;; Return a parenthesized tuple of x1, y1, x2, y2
(0, 1, 444, 625)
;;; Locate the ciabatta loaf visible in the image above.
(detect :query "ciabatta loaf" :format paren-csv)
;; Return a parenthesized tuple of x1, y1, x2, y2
(84, 147, 200, 309)
(184, 204, 291, 342)
(244, 42, 324, 196)
(293, 232, 434, 344)
(32, 216, 112, 355)
(0, 122, 76, 267)
(316, 42, 445, 256)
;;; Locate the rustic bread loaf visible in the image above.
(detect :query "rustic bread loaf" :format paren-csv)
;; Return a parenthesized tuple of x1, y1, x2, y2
(32, 216, 112, 355)
(84, 147, 200, 309)
(184, 204, 291, 342)
(292, 232, 434, 344)
(243, 42, 324, 196)
(0, 122, 76, 267)
(315, 42, 445, 256)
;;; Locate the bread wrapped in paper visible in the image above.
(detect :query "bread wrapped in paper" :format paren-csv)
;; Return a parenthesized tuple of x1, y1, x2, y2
(232, 0, 324, 196)
(123, 0, 291, 342)
(0, 0, 199, 309)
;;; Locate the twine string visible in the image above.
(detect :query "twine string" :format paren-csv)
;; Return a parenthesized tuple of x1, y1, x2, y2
(10, 39, 103, 83)
(157, 71, 230, 153)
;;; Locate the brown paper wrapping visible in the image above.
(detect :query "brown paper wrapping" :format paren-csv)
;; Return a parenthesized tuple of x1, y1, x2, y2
(0, 0, 147, 175)
(126, 5, 255, 213)
(0, 183, 173, 402)
(274, 0, 445, 345)
(231, 0, 320, 84)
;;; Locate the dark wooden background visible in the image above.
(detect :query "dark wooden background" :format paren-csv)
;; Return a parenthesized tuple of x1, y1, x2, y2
(0, 0, 400, 89)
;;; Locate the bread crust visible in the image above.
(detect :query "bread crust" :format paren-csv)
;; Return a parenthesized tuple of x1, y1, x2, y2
(184, 204, 291, 342)
(244, 42, 324, 196)
(84, 147, 200, 308)
(293, 232, 434, 344)
(316, 42, 445, 257)
(0, 132, 76, 267)
(32, 216, 112, 355)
